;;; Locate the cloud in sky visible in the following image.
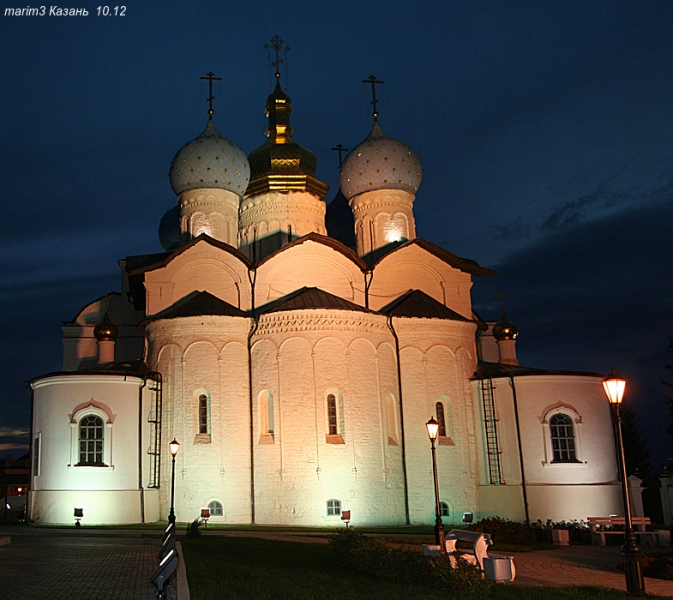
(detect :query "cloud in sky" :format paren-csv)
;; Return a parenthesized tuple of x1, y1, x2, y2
(0, 428, 29, 438)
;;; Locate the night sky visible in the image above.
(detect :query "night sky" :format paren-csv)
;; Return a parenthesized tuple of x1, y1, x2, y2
(1, 1, 672, 470)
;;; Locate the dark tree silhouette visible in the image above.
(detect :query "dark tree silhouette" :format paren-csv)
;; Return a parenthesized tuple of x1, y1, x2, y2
(664, 338, 673, 438)
(619, 405, 652, 479)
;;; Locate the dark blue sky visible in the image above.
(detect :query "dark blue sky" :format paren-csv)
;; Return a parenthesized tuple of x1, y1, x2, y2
(1, 1, 672, 468)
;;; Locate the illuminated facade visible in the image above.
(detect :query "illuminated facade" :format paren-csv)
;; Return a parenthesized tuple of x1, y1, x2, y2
(27, 73, 626, 526)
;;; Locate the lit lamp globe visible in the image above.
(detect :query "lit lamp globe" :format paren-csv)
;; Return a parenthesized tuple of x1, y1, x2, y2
(169, 439, 180, 457)
(426, 417, 439, 440)
(602, 370, 626, 405)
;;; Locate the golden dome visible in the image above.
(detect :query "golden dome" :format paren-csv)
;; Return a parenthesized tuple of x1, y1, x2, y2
(246, 74, 328, 199)
(493, 310, 519, 341)
(94, 309, 118, 342)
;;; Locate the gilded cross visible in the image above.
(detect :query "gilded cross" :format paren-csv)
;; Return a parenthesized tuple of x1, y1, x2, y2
(362, 74, 384, 120)
(331, 143, 349, 168)
(264, 35, 290, 74)
(200, 71, 222, 116)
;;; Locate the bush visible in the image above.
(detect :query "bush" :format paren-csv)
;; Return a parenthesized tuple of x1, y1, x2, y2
(330, 529, 488, 592)
(186, 518, 203, 537)
(531, 520, 592, 545)
(640, 552, 673, 580)
(467, 517, 536, 545)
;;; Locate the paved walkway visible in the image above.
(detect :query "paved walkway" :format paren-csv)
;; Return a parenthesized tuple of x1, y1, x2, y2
(1, 527, 672, 598)
(506, 545, 673, 596)
(0, 532, 177, 600)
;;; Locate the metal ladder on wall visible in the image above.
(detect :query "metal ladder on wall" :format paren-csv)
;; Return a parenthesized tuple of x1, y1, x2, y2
(147, 377, 162, 488)
(481, 378, 502, 485)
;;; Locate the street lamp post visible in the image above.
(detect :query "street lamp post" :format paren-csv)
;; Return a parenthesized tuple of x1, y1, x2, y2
(168, 439, 180, 525)
(603, 370, 646, 596)
(425, 417, 446, 555)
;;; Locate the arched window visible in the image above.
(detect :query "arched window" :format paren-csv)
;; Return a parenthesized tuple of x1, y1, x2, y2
(327, 499, 341, 516)
(199, 395, 208, 434)
(550, 413, 577, 462)
(440, 501, 450, 517)
(208, 500, 223, 516)
(436, 402, 447, 437)
(327, 394, 338, 435)
(79, 415, 104, 465)
(386, 394, 398, 445)
(258, 391, 274, 444)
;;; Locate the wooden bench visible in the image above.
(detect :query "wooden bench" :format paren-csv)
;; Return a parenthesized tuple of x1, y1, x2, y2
(588, 517, 657, 547)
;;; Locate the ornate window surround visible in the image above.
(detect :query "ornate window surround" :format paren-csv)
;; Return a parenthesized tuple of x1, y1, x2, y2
(539, 403, 585, 467)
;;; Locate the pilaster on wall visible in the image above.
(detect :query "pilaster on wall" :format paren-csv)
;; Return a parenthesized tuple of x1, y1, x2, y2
(179, 188, 240, 246)
(350, 189, 416, 257)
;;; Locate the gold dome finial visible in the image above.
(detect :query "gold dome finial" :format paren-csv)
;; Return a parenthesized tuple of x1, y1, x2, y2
(245, 36, 328, 200)
(94, 301, 118, 342)
(493, 292, 519, 341)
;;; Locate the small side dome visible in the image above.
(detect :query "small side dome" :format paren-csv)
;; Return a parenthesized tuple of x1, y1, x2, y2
(94, 309, 118, 342)
(158, 205, 183, 252)
(339, 121, 422, 200)
(169, 119, 250, 196)
(493, 310, 519, 341)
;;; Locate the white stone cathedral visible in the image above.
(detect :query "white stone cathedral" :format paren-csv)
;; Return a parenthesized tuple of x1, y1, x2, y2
(27, 66, 627, 526)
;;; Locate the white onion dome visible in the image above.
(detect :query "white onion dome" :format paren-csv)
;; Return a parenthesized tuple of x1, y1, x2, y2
(339, 121, 422, 200)
(169, 118, 250, 196)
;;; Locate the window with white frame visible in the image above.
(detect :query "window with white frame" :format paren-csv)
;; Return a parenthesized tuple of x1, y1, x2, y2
(326, 499, 342, 516)
(550, 413, 577, 462)
(440, 501, 450, 517)
(208, 500, 223, 516)
(78, 415, 104, 465)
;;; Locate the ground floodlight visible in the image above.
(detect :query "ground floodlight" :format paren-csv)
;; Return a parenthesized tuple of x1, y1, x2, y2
(150, 548, 179, 599)
(157, 531, 176, 561)
(161, 522, 175, 543)
(74, 507, 83, 527)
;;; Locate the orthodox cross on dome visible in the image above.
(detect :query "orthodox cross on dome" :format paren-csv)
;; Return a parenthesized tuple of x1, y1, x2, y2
(331, 143, 349, 168)
(200, 71, 222, 116)
(265, 35, 291, 88)
(362, 74, 384, 121)
(498, 291, 506, 311)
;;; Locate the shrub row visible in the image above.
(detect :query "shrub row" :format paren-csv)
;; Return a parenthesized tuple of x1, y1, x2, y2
(330, 529, 489, 592)
(466, 516, 593, 545)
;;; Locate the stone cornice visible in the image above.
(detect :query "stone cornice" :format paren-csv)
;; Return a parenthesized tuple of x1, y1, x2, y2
(255, 310, 389, 335)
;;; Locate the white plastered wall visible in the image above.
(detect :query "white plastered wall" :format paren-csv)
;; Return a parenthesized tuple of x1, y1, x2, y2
(471, 374, 623, 522)
(30, 374, 158, 524)
(369, 244, 473, 317)
(392, 317, 480, 526)
(250, 309, 406, 526)
(255, 239, 365, 307)
(143, 240, 251, 315)
(146, 316, 252, 524)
